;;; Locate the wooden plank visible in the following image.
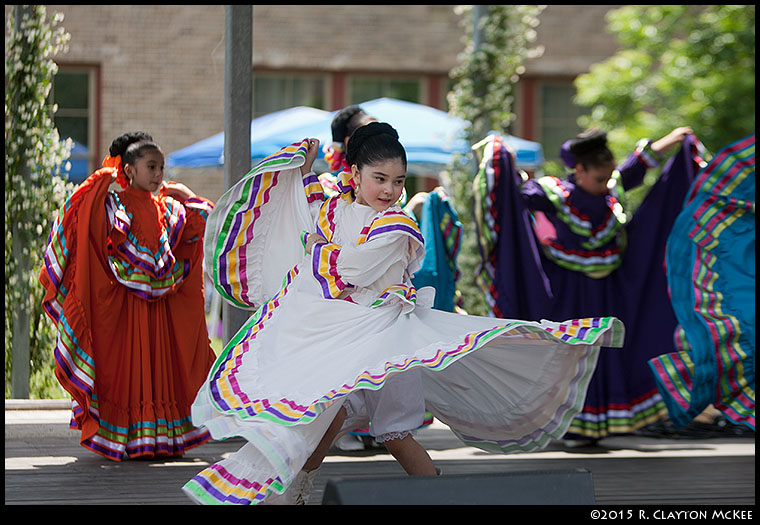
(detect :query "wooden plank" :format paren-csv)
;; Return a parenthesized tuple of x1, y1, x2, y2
(5, 428, 754, 506)
(6, 450, 754, 505)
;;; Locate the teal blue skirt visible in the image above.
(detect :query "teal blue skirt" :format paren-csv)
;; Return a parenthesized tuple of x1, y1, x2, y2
(649, 134, 755, 429)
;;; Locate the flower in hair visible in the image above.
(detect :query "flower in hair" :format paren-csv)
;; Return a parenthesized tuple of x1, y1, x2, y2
(324, 142, 348, 172)
(103, 154, 129, 189)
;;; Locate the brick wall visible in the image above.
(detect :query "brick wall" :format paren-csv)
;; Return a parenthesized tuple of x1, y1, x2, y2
(250, 5, 464, 73)
(42, 5, 227, 162)
(16, 5, 621, 202)
(526, 5, 622, 75)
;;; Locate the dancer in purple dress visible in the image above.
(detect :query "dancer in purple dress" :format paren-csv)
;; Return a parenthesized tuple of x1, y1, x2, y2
(474, 127, 704, 441)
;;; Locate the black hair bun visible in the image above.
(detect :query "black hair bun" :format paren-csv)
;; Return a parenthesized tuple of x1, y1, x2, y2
(345, 122, 399, 166)
(351, 121, 398, 144)
(568, 129, 608, 157)
(109, 131, 154, 157)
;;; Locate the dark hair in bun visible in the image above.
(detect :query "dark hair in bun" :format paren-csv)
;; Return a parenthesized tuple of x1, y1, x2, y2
(345, 122, 406, 170)
(331, 105, 374, 143)
(109, 131, 162, 167)
(568, 128, 613, 169)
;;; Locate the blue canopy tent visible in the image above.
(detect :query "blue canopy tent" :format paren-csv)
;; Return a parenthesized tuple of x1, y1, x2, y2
(166, 106, 330, 168)
(257, 97, 471, 167)
(59, 139, 91, 183)
(166, 98, 543, 171)
(498, 133, 544, 170)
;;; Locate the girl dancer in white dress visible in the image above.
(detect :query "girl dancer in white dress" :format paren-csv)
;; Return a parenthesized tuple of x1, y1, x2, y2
(183, 122, 624, 505)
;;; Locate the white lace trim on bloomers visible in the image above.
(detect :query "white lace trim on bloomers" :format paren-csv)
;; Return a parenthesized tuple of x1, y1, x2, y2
(374, 429, 418, 443)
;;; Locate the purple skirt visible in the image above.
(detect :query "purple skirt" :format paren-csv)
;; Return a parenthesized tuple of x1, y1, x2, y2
(475, 135, 702, 438)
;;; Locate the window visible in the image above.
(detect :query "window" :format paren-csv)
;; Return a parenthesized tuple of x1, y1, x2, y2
(538, 81, 583, 166)
(51, 67, 97, 182)
(348, 76, 421, 105)
(253, 74, 327, 117)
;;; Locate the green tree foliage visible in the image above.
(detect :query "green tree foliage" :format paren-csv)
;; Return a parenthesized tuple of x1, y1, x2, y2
(5, 6, 74, 398)
(445, 5, 545, 316)
(575, 5, 755, 162)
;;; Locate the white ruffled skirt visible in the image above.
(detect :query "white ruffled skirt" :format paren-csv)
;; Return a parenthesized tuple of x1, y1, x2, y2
(183, 258, 623, 504)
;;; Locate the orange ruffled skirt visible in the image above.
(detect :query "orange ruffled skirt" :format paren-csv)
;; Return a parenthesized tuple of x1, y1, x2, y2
(40, 169, 216, 461)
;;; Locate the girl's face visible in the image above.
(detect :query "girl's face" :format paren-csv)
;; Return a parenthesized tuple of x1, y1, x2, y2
(125, 149, 165, 193)
(575, 160, 615, 196)
(352, 158, 406, 212)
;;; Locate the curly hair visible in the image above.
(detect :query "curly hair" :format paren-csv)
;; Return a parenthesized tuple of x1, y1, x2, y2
(109, 131, 161, 167)
(105, 131, 162, 189)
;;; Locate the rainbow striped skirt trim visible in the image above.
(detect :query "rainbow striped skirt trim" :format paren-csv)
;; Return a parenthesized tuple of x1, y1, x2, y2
(649, 134, 755, 429)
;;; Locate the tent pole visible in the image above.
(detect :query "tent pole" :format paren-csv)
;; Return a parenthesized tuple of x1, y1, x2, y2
(222, 5, 253, 344)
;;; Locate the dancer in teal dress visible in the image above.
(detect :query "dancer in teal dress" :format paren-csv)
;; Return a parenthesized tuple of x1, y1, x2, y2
(649, 134, 755, 431)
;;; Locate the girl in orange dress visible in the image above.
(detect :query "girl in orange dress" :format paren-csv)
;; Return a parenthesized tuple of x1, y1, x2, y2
(40, 131, 216, 461)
